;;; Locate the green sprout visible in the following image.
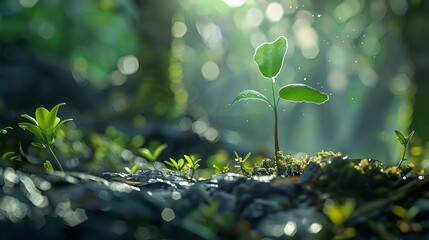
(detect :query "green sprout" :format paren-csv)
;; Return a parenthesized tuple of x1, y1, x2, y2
(125, 163, 140, 174)
(233, 151, 251, 177)
(395, 130, 415, 168)
(1, 126, 13, 134)
(225, 36, 329, 171)
(139, 143, 167, 164)
(213, 162, 230, 174)
(18, 103, 73, 172)
(165, 154, 201, 179)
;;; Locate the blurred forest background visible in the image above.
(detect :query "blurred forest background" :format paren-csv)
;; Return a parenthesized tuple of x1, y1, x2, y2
(1, 0, 428, 173)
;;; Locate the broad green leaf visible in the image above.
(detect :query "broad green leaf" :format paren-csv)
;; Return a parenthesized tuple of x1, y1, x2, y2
(253, 36, 287, 79)
(44, 160, 54, 171)
(225, 90, 272, 109)
(19, 122, 44, 141)
(279, 84, 329, 104)
(46, 103, 66, 130)
(395, 130, 406, 145)
(35, 107, 49, 130)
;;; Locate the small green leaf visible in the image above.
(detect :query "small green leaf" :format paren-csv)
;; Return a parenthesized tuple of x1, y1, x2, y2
(35, 107, 49, 131)
(131, 164, 139, 173)
(243, 152, 251, 162)
(408, 130, 415, 140)
(184, 155, 193, 165)
(254, 36, 287, 79)
(140, 148, 155, 161)
(153, 144, 167, 160)
(225, 90, 272, 109)
(31, 142, 46, 149)
(395, 130, 407, 145)
(21, 114, 39, 126)
(279, 84, 329, 104)
(44, 160, 54, 171)
(46, 103, 66, 130)
(19, 123, 44, 142)
(1, 152, 16, 160)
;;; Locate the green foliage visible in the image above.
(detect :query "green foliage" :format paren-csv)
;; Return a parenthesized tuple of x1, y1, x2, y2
(226, 36, 329, 173)
(1, 152, 19, 161)
(279, 84, 329, 104)
(165, 154, 201, 179)
(233, 151, 251, 176)
(253, 36, 287, 79)
(19, 103, 72, 171)
(213, 163, 230, 174)
(139, 144, 167, 162)
(125, 163, 140, 174)
(395, 130, 415, 167)
(165, 157, 187, 172)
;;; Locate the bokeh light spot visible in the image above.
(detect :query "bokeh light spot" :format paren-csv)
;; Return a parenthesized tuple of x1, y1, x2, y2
(117, 55, 139, 75)
(202, 61, 220, 81)
(19, 0, 38, 8)
(172, 21, 188, 38)
(222, 0, 247, 8)
(266, 2, 284, 22)
(161, 208, 175, 222)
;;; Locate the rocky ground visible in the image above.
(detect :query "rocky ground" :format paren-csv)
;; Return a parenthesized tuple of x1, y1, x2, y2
(1, 156, 429, 240)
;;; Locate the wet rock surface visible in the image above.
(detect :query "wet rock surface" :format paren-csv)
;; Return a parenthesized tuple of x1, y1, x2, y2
(1, 158, 429, 239)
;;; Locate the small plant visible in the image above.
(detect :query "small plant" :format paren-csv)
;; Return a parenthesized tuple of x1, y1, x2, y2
(226, 36, 329, 171)
(213, 162, 230, 174)
(139, 143, 167, 167)
(165, 154, 201, 179)
(395, 130, 415, 167)
(233, 151, 251, 176)
(1, 126, 19, 161)
(18, 103, 73, 172)
(125, 163, 140, 174)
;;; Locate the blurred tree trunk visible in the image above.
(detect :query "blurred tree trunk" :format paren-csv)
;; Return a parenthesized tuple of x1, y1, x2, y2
(403, 1, 429, 144)
(128, 0, 177, 117)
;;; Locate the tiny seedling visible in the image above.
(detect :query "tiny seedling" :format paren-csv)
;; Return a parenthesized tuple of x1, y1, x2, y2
(1, 126, 13, 134)
(226, 36, 329, 171)
(165, 154, 201, 179)
(125, 163, 140, 174)
(395, 130, 415, 167)
(18, 103, 73, 172)
(233, 151, 251, 176)
(139, 144, 167, 162)
(213, 162, 230, 174)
